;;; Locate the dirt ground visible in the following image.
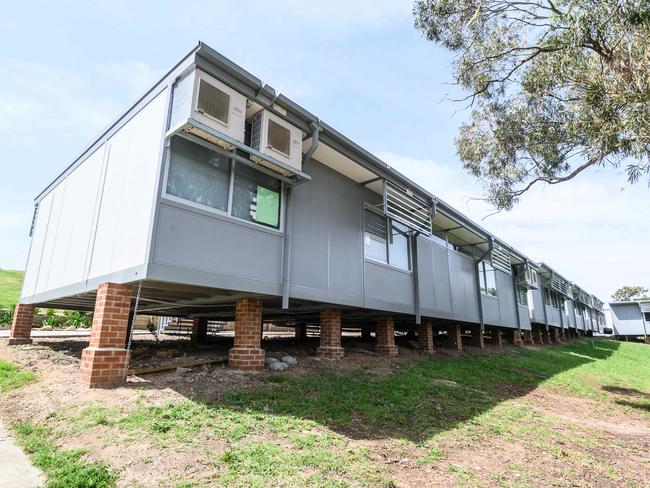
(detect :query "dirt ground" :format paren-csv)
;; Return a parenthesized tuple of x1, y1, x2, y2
(1, 334, 649, 487)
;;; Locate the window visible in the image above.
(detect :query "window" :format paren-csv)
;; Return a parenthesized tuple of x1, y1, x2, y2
(363, 210, 411, 270)
(364, 210, 388, 263)
(517, 286, 528, 306)
(231, 163, 281, 228)
(166, 136, 231, 211)
(479, 261, 497, 297)
(389, 221, 410, 270)
(166, 136, 282, 229)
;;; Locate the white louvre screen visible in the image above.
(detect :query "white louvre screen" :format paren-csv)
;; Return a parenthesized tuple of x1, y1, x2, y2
(551, 275, 569, 296)
(490, 243, 511, 274)
(384, 181, 431, 236)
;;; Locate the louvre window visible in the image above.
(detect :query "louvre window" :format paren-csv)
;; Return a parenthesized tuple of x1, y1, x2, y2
(267, 119, 291, 156)
(197, 80, 230, 124)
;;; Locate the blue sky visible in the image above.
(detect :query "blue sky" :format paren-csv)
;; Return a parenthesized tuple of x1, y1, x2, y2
(0, 0, 647, 302)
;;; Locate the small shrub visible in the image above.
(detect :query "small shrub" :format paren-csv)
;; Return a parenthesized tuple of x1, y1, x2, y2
(63, 311, 92, 329)
(42, 314, 61, 327)
(0, 304, 15, 325)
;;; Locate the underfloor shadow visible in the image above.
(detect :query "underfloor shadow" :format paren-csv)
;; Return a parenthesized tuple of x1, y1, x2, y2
(31, 335, 621, 443)
(135, 338, 620, 442)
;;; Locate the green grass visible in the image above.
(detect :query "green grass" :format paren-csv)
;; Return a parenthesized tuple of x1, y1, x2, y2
(29, 340, 650, 486)
(0, 269, 23, 308)
(0, 359, 35, 393)
(14, 422, 117, 488)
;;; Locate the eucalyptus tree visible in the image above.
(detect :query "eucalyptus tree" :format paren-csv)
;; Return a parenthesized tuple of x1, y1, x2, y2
(413, 0, 650, 209)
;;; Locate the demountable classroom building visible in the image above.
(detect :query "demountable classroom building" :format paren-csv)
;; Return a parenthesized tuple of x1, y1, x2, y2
(8, 42, 606, 385)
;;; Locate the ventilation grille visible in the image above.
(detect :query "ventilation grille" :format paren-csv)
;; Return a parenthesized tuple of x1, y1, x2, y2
(490, 243, 511, 274)
(384, 181, 431, 236)
(267, 119, 291, 156)
(196, 80, 230, 124)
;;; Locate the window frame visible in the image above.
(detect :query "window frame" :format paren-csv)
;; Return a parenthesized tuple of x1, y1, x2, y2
(162, 134, 285, 232)
(516, 285, 528, 306)
(363, 207, 412, 272)
(479, 261, 498, 297)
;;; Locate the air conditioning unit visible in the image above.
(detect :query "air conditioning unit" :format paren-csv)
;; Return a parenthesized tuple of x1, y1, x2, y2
(514, 264, 538, 289)
(250, 110, 303, 170)
(169, 69, 246, 149)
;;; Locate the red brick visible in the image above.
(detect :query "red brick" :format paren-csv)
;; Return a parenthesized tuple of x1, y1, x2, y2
(470, 324, 484, 349)
(228, 299, 265, 371)
(376, 315, 398, 356)
(417, 320, 435, 353)
(8, 304, 35, 345)
(80, 283, 132, 387)
(447, 324, 463, 352)
(317, 309, 345, 359)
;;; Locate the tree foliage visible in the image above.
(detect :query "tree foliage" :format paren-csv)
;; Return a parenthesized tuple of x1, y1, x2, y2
(413, 0, 650, 210)
(611, 285, 650, 301)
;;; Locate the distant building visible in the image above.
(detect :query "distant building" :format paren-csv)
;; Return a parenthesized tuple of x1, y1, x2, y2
(608, 301, 650, 341)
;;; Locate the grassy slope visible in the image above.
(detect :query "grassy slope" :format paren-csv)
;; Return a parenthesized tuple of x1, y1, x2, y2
(29, 339, 649, 488)
(0, 269, 24, 308)
(0, 359, 35, 393)
(0, 360, 116, 488)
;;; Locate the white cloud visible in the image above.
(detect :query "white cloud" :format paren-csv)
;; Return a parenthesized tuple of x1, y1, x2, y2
(377, 151, 650, 302)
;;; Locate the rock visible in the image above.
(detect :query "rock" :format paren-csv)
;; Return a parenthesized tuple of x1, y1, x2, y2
(41, 326, 53, 331)
(280, 355, 298, 366)
(176, 367, 192, 374)
(268, 361, 288, 372)
(265, 357, 280, 366)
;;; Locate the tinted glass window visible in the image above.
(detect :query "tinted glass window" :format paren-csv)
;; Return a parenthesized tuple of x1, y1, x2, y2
(231, 163, 281, 228)
(167, 137, 231, 211)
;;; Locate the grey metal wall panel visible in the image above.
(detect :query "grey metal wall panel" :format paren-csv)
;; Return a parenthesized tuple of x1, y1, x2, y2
(416, 237, 436, 315)
(546, 306, 561, 326)
(518, 305, 532, 330)
(482, 295, 500, 325)
(496, 270, 517, 328)
(364, 261, 414, 314)
(451, 250, 480, 322)
(154, 202, 283, 290)
(431, 244, 453, 314)
(529, 287, 545, 323)
(289, 159, 364, 305)
(566, 301, 577, 327)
